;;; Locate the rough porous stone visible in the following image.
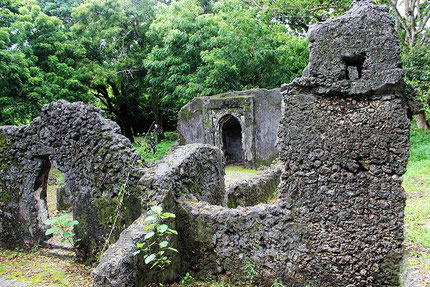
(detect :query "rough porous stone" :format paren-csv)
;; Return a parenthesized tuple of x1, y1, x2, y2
(0, 100, 145, 262)
(226, 163, 282, 208)
(297, 0, 404, 96)
(177, 88, 282, 167)
(169, 1, 411, 286)
(0, 1, 413, 286)
(93, 144, 225, 286)
(56, 185, 71, 211)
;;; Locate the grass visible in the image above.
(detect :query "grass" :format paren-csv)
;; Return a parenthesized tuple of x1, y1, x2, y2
(224, 166, 260, 175)
(401, 122, 430, 283)
(133, 131, 177, 163)
(0, 248, 92, 286)
(403, 124, 430, 248)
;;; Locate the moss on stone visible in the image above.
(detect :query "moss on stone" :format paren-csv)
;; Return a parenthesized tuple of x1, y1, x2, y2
(0, 190, 12, 204)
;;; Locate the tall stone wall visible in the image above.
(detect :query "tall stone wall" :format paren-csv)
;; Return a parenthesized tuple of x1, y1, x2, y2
(151, 1, 411, 286)
(0, 100, 144, 261)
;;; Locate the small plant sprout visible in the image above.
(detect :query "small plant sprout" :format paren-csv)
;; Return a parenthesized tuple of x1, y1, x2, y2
(44, 214, 80, 246)
(134, 205, 179, 270)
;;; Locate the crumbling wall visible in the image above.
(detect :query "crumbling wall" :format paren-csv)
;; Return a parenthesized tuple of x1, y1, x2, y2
(0, 100, 144, 261)
(226, 163, 282, 208)
(160, 1, 411, 286)
(93, 144, 225, 286)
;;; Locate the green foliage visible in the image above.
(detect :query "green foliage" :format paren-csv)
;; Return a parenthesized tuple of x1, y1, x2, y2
(241, 0, 352, 34)
(271, 279, 285, 287)
(145, 0, 309, 118)
(44, 214, 80, 246)
(403, 124, 430, 249)
(134, 205, 179, 270)
(70, 0, 157, 138)
(402, 44, 430, 119)
(0, 1, 91, 125)
(242, 262, 258, 284)
(133, 137, 176, 163)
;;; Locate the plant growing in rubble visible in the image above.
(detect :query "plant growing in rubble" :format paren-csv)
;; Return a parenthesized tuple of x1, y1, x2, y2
(44, 214, 80, 246)
(134, 205, 178, 270)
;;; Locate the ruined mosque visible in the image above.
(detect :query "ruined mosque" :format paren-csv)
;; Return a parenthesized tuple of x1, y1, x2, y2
(0, 1, 419, 286)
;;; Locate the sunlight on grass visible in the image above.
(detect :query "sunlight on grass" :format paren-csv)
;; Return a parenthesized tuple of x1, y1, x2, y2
(133, 131, 178, 164)
(402, 123, 430, 279)
(0, 249, 92, 286)
(225, 166, 260, 175)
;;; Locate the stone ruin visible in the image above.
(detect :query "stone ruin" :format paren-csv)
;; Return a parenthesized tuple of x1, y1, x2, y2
(178, 88, 282, 167)
(0, 1, 416, 286)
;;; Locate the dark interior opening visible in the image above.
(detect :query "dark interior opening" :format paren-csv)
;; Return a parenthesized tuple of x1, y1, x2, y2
(221, 115, 243, 164)
(343, 54, 366, 80)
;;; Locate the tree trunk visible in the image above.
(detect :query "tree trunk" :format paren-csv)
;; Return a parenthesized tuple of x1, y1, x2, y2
(151, 94, 164, 143)
(416, 113, 429, 129)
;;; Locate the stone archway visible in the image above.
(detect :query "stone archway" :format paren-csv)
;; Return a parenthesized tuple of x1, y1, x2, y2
(219, 115, 243, 164)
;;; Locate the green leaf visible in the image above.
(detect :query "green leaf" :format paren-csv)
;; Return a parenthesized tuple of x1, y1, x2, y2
(133, 250, 141, 256)
(151, 205, 163, 214)
(167, 228, 178, 235)
(67, 220, 79, 226)
(63, 231, 73, 238)
(168, 247, 179, 253)
(58, 214, 69, 221)
(145, 253, 156, 264)
(136, 243, 144, 248)
(157, 224, 168, 233)
(145, 215, 157, 222)
(45, 226, 60, 235)
(44, 218, 57, 225)
(161, 212, 176, 218)
(144, 224, 154, 230)
(144, 231, 155, 240)
(159, 241, 168, 248)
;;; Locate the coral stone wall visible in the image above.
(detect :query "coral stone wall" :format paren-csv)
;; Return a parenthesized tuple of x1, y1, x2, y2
(0, 100, 144, 261)
(93, 144, 225, 286)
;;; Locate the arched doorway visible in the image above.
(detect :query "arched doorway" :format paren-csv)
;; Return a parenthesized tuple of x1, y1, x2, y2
(220, 115, 243, 164)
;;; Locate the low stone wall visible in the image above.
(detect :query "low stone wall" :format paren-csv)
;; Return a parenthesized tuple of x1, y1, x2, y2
(226, 163, 282, 207)
(93, 144, 225, 286)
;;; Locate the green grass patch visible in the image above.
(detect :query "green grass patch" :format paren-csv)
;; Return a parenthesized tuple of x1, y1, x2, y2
(0, 248, 92, 286)
(225, 166, 260, 175)
(402, 123, 430, 275)
(133, 132, 178, 163)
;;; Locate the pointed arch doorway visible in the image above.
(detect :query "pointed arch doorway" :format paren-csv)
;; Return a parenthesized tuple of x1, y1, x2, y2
(219, 115, 243, 164)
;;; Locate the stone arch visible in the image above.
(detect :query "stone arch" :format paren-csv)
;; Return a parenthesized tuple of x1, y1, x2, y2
(0, 100, 145, 261)
(218, 114, 243, 164)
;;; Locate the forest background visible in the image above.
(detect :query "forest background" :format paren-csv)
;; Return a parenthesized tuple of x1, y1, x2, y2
(0, 0, 428, 141)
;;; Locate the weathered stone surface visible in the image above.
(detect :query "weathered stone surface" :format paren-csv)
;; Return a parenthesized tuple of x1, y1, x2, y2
(0, 100, 145, 261)
(226, 163, 282, 207)
(178, 88, 282, 167)
(0, 1, 413, 286)
(297, 0, 404, 96)
(93, 144, 225, 286)
(167, 1, 411, 286)
(56, 186, 71, 211)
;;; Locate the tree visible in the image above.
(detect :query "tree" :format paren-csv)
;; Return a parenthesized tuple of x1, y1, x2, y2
(386, 0, 430, 128)
(0, 1, 90, 125)
(71, 0, 157, 141)
(386, 0, 429, 47)
(144, 0, 309, 128)
(239, 0, 352, 33)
